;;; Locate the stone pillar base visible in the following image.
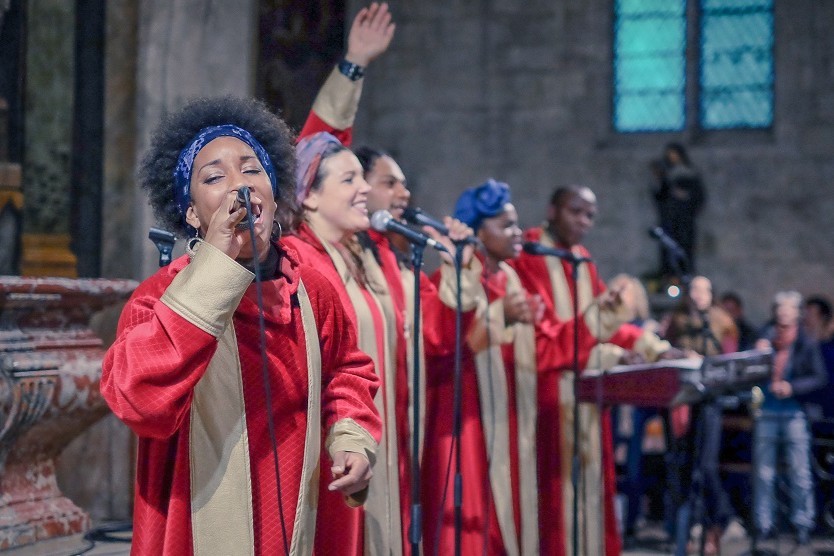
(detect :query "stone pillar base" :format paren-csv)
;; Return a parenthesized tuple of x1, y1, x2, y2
(20, 233, 77, 277)
(0, 497, 90, 550)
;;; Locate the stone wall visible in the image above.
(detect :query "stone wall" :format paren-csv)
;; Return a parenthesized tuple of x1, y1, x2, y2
(132, 0, 259, 279)
(352, 0, 834, 324)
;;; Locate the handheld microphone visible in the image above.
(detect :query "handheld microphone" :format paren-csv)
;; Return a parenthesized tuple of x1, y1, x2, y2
(371, 210, 449, 253)
(522, 241, 591, 263)
(234, 188, 252, 230)
(648, 226, 686, 260)
(402, 206, 480, 245)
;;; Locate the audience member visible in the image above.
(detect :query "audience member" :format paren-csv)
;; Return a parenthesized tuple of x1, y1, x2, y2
(720, 291, 758, 351)
(753, 291, 827, 545)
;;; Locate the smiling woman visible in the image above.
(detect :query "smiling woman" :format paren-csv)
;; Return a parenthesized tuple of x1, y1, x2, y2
(100, 96, 382, 555)
(295, 132, 371, 243)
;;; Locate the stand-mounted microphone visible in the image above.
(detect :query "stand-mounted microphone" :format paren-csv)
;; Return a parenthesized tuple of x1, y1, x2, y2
(648, 226, 686, 260)
(522, 241, 591, 263)
(402, 207, 479, 246)
(371, 210, 449, 253)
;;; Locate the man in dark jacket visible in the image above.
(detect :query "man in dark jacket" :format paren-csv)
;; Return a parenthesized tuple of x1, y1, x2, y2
(753, 291, 828, 545)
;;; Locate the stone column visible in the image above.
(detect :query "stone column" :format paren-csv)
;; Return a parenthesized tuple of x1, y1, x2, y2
(133, 0, 258, 279)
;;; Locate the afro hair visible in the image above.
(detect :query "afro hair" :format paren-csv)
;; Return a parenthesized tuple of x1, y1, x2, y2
(138, 96, 299, 237)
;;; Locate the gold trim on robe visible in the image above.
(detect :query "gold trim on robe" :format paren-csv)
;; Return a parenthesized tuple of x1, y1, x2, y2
(314, 226, 403, 555)
(311, 66, 364, 130)
(503, 264, 540, 556)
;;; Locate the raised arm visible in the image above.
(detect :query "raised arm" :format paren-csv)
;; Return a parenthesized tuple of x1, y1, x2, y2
(298, 2, 396, 144)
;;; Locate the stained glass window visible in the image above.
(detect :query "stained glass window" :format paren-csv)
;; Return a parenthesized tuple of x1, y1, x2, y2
(613, 0, 687, 132)
(612, 0, 774, 132)
(700, 0, 774, 128)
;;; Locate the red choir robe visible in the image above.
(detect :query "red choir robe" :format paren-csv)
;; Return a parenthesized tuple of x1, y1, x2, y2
(101, 239, 381, 555)
(509, 227, 670, 556)
(285, 223, 405, 556)
(423, 258, 544, 556)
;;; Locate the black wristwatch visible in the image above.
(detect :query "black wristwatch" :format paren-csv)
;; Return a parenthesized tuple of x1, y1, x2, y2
(338, 59, 366, 81)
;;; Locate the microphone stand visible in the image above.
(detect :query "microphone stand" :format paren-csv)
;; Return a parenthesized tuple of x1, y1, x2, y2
(568, 253, 586, 556)
(410, 243, 426, 556)
(529, 241, 590, 556)
(452, 243, 465, 556)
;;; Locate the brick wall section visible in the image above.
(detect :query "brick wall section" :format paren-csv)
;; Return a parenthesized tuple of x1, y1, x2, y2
(352, 0, 834, 323)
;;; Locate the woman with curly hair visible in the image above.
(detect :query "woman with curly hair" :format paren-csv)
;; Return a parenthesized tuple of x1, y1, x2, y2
(100, 96, 381, 555)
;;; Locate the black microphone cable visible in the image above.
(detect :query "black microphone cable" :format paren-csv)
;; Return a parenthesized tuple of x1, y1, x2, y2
(239, 187, 290, 556)
(70, 520, 133, 555)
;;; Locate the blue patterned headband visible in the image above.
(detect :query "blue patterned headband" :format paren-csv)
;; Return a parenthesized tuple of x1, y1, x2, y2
(173, 124, 278, 222)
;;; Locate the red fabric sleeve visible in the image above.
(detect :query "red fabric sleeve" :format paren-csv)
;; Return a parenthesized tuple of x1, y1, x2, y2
(101, 267, 217, 440)
(534, 313, 600, 373)
(298, 111, 354, 147)
(423, 269, 476, 360)
(607, 323, 643, 351)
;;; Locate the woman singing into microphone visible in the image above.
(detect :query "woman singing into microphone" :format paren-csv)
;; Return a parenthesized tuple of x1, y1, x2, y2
(100, 97, 381, 555)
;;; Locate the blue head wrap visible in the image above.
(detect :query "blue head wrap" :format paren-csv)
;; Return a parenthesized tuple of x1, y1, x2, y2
(453, 179, 511, 231)
(173, 124, 278, 222)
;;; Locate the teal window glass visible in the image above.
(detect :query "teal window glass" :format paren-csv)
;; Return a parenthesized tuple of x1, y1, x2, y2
(613, 0, 687, 132)
(699, 0, 774, 129)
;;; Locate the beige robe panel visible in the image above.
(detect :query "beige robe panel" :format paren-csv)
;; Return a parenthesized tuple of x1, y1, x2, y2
(473, 297, 520, 556)
(313, 228, 403, 555)
(502, 263, 540, 556)
(400, 265, 427, 464)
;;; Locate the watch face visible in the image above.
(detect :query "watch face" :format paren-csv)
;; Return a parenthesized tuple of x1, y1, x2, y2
(339, 60, 364, 81)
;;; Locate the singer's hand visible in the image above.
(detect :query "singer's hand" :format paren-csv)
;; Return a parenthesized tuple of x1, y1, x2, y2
(618, 350, 647, 365)
(529, 294, 545, 324)
(345, 3, 396, 67)
(328, 451, 373, 496)
(597, 285, 624, 311)
(658, 347, 689, 361)
(755, 338, 772, 351)
(203, 191, 250, 260)
(504, 290, 533, 325)
(427, 217, 475, 267)
(770, 379, 792, 399)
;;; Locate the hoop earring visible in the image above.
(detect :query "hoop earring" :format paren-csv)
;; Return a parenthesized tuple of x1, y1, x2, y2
(271, 220, 283, 242)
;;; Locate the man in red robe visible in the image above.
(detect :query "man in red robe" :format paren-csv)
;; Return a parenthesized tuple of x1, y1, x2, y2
(510, 185, 673, 556)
